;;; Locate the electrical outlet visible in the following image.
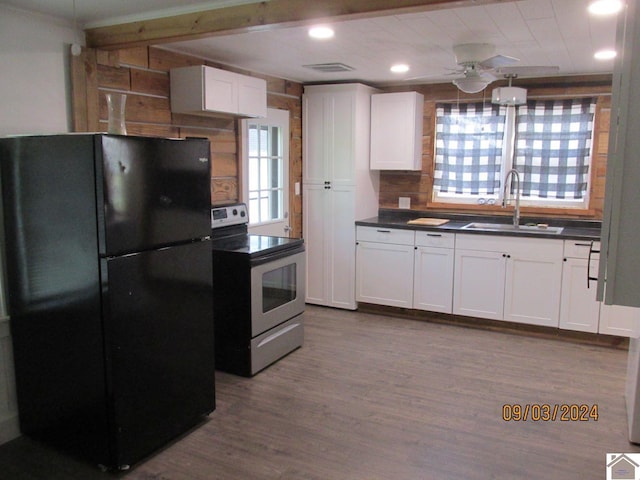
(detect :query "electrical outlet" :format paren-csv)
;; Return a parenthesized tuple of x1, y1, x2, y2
(398, 197, 411, 209)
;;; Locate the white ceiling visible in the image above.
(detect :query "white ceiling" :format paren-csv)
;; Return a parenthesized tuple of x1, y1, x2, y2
(0, 0, 618, 85)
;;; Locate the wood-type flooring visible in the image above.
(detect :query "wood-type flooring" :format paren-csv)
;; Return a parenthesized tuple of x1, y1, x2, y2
(0, 305, 638, 479)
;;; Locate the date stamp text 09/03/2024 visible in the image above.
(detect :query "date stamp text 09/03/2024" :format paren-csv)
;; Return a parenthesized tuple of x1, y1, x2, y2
(502, 404, 599, 422)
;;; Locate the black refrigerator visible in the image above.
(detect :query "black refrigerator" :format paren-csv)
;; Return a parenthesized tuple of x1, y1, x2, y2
(0, 134, 215, 470)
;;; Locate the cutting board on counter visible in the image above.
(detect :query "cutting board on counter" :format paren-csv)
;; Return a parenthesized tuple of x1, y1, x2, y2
(407, 218, 450, 226)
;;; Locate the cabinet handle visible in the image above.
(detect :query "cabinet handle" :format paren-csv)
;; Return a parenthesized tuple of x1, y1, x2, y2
(587, 240, 600, 289)
(376, 229, 391, 233)
(574, 242, 592, 247)
(426, 233, 442, 237)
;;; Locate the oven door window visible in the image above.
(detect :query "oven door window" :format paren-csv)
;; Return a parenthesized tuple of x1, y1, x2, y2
(262, 263, 296, 313)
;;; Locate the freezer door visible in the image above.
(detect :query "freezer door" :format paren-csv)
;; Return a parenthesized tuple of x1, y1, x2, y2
(101, 240, 215, 468)
(97, 135, 211, 256)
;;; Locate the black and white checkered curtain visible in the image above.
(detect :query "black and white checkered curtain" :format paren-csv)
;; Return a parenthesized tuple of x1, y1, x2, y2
(514, 98, 596, 199)
(434, 102, 505, 195)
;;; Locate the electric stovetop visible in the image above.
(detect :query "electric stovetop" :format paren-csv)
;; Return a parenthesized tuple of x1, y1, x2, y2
(210, 203, 304, 258)
(211, 233, 303, 257)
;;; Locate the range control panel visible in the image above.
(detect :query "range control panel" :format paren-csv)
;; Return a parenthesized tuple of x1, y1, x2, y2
(211, 203, 248, 228)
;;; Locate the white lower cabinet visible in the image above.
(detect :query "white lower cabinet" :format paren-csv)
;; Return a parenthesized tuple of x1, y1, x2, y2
(413, 232, 455, 313)
(559, 241, 600, 333)
(453, 248, 505, 320)
(503, 239, 564, 327)
(355, 225, 630, 337)
(558, 240, 635, 337)
(559, 257, 600, 333)
(453, 234, 564, 327)
(599, 304, 637, 337)
(356, 227, 415, 308)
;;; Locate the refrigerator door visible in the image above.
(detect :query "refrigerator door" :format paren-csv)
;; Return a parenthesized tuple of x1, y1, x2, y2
(101, 240, 215, 468)
(97, 135, 211, 256)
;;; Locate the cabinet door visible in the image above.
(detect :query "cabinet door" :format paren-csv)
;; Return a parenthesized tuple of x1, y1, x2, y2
(203, 67, 237, 114)
(330, 91, 357, 186)
(453, 249, 505, 320)
(559, 258, 600, 333)
(414, 246, 454, 313)
(370, 92, 423, 170)
(504, 254, 562, 327)
(302, 184, 328, 305)
(356, 241, 414, 308)
(327, 186, 357, 309)
(600, 304, 638, 337)
(303, 93, 329, 185)
(237, 75, 266, 118)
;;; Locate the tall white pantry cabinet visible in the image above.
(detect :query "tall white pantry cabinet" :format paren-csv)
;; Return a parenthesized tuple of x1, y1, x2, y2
(303, 84, 380, 310)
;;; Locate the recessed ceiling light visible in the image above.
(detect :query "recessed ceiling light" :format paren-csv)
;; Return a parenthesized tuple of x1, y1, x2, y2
(588, 0, 623, 15)
(308, 26, 334, 39)
(594, 49, 617, 60)
(391, 64, 410, 73)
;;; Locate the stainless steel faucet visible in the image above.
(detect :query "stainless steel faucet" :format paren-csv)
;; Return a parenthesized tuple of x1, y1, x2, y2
(502, 169, 521, 227)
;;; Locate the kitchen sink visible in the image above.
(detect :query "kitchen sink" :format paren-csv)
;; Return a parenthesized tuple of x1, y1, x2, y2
(461, 222, 564, 234)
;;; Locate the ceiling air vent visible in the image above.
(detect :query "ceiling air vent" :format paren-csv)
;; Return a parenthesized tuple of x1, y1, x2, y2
(303, 62, 355, 73)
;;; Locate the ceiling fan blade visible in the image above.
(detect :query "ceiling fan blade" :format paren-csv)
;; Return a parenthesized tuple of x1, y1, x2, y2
(495, 65, 560, 76)
(479, 71, 498, 82)
(479, 54, 519, 70)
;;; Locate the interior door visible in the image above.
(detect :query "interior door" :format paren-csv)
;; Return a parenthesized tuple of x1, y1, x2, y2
(242, 108, 291, 237)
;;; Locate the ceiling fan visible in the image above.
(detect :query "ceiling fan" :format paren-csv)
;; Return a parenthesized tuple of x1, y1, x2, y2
(447, 43, 559, 93)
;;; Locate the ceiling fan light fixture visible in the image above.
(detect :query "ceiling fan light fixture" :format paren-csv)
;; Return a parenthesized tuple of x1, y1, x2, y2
(453, 76, 490, 94)
(491, 86, 527, 105)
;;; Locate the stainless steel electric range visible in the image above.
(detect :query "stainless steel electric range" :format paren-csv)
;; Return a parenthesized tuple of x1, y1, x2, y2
(210, 203, 305, 376)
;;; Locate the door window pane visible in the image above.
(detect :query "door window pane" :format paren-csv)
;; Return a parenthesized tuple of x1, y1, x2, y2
(247, 123, 285, 225)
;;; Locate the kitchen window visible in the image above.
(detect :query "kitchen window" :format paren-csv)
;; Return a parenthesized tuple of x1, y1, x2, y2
(433, 97, 596, 209)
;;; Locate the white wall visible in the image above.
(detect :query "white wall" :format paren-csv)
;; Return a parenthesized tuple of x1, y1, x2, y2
(0, 5, 80, 445)
(0, 5, 78, 135)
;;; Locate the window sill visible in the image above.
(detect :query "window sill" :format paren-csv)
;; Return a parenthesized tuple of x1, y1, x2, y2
(424, 201, 597, 219)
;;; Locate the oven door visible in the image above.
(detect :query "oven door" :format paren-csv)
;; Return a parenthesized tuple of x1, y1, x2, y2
(250, 250, 306, 336)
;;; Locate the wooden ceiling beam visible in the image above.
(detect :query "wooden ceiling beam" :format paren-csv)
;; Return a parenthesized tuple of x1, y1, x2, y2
(85, 0, 504, 49)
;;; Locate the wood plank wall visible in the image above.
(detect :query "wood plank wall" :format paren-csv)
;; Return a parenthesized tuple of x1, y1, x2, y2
(71, 46, 612, 229)
(70, 46, 303, 237)
(378, 77, 612, 219)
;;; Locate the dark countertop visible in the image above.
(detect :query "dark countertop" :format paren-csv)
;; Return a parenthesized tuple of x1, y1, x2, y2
(356, 210, 601, 241)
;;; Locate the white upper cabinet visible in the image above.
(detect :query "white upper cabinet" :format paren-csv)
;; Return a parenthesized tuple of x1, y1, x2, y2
(370, 91, 424, 170)
(170, 65, 267, 118)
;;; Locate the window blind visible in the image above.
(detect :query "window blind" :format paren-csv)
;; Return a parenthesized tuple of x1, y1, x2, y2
(514, 98, 596, 200)
(434, 102, 505, 195)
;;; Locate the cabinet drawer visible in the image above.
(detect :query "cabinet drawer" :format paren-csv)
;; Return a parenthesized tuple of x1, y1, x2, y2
(356, 226, 414, 245)
(414, 231, 455, 248)
(563, 240, 600, 259)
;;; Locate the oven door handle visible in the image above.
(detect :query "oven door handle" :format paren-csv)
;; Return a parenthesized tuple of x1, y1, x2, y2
(250, 244, 305, 266)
